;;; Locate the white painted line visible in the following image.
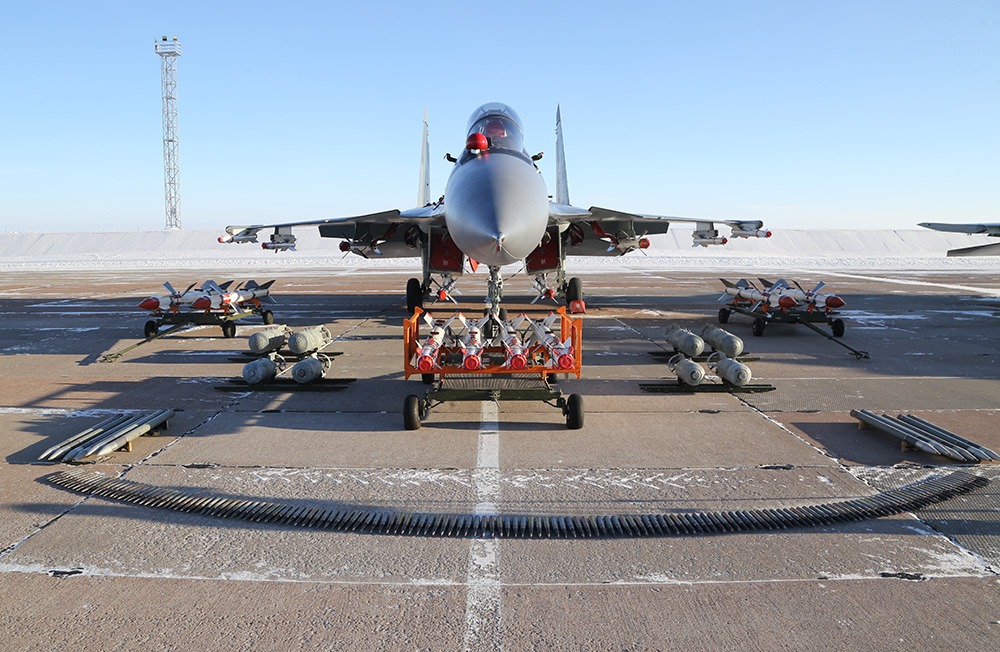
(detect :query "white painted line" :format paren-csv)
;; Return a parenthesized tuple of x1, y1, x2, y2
(794, 269, 1000, 297)
(463, 401, 502, 651)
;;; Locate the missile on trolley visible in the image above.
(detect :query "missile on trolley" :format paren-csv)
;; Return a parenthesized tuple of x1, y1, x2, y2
(242, 356, 279, 385)
(138, 280, 234, 312)
(192, 280, 277, 312)
(664, 324, 705, 358)
(458, 317, 485, 371)
(698, 324, 744, 358)
(668, 354, 706, 386)
(720, 278, 797, 311)
(415, 318, 449, 372)
(248, 326, 291, 355)
(711, 354, 753, 387)
(288, 326, 332, 356)
(499, 321, 528, 370)
(758, 278, 846, 311)
(291, 354, 332, 384)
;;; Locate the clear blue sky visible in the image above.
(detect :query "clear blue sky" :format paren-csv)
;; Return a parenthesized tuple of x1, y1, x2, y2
(1, 1, 997, 232)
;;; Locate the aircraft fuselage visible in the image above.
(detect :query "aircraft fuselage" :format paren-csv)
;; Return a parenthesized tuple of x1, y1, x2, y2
(443, 103, 549, 267)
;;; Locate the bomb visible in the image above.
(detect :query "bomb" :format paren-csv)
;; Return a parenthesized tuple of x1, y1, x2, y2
(248, 326, 289, 355)
(291, 355, 331, 384)
(699, 324, 743, 358)
(668, 356, 706, 386)
(664, 324, 705, 358)
(288, 326, 331, 355)
(714, 356, 752, 386)
(242, 357, 277, 385)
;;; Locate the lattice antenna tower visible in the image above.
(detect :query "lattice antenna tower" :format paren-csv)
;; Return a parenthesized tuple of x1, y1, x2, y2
(155, 36, 182, 229)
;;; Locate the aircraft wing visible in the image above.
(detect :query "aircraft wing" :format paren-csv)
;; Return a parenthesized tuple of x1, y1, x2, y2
(549, 203, 770, 248)
(221, 205, 446, 251)
(919, 222, 1000, 236)
(919, 222, 1000, 256)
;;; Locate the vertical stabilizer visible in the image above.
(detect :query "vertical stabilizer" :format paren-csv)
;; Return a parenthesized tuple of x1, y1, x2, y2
(417, 108, 431, 206)
(555, 105, 570, 205)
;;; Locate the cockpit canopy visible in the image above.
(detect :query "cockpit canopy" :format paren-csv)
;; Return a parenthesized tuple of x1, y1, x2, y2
(466, 102, 524, 152)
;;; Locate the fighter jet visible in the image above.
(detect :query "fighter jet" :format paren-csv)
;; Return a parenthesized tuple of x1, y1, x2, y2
(920, 222, 1000, 256)
(220, 103, 771, 315)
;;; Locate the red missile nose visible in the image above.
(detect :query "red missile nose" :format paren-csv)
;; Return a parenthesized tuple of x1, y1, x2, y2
(508, 354, 527, 370)
(466, 133, 488, 151)
(778, 296, 797, 310)
(138, 297, 160, 311)
(544, 288, 556, 300)
(437, 289, 448, 301)
(192, 297, 211, 310)
(463, 355, 481, 371)
(825, 295, 845, 309)
(557, 353, 575, 370)
(764, 230, 772, 238)
(569, 300, 587, 314)
(417, 355, 436, 372)
(339, 241, 351, 252)
(638, 238, 650, 249)
(217, 236, 227, 243)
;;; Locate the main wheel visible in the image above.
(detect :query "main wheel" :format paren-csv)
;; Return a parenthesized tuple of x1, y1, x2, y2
(566, 277, 583, 304)
(832, 318, 845, 337)
(144, 320, 158, 338)
(566, 393, 584, 430)
(718, 308, 730, 324)
(751, 317, 766, 337)
(403, 394, 422, 430)
(222, 321, 237, 339)
(406, 278, 423, 314)
(261, 310, 275, 325)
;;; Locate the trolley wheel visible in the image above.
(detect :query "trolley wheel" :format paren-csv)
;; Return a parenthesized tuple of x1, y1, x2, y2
(566, 277, 583, 305)
(144, 320, 159, 338)
(406, 278, 423, 314)
(222, 321, 237, 339)
(751, 317, 766, 337)
(566, 393, 584, 430)
(403, 394, 422, 430)
(261, 310, 275, 325)
(832, 318, 845, 337)
(421, 373, 435, 385)
(718, 308, 730, 324)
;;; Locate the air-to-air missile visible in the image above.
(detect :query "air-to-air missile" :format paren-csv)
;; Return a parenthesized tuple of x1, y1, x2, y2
(415, 319, 449, 372)
(698, 324, 744, 358)
(138, 280, 234, 313)
(191, 280, 277, 312)
(500, 321, 528, 370)
(518, 313, 575, 370)
(664, 324, 705, 358)
(720, 279, 798, 311)
(710, 354, 753, 386)
(668, 354, 706, 386)
(757, 278, 846, 311)
(291, 354, 333, 384)
(287, 326, 332, 356)
(248, 326, 292, 355)
(457, 317, 486, 371)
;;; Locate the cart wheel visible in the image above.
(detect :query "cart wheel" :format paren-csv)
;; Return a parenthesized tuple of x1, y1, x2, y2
(421, 373, 435, 385)
(261, 310, 274, 325)
(832, 318, 845, 337)
(751, 317, 766, 337)
(403, 394, 422, 430)
(144, 320, 158, 338)
(222, 322, 237, 339)
(406, 278, 423, 314)
(718, 308, 730, 324)
(566, 393, 584, 430)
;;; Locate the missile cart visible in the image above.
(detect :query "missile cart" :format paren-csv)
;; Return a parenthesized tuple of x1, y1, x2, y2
(402, 307, 584, 430)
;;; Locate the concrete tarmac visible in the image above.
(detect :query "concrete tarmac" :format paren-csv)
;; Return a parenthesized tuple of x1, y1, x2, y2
(1, 267, 998, 650)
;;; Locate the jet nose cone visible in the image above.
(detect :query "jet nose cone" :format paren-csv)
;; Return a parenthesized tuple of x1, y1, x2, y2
(825, 295, 846, 309)
(138, 297, 160, 311)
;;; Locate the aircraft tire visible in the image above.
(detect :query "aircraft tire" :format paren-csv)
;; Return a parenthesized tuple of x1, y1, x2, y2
(718, 308, 730, 324)
(144, 320, 158, 338)
(403, 394, 422, 430)
(567, 277, 583, 304)
(832, 318, 845, 337)
(261, 310, 274, 325)
(421, 373, 435, 385)
(566, 393, 584, 430)
(751, 317, 766, 337)
(406, 278, 423, 314)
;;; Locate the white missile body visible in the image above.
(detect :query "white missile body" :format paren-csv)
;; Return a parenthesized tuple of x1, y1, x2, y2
(720, 279, 798, 311)
(757, 278, 846, 311)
